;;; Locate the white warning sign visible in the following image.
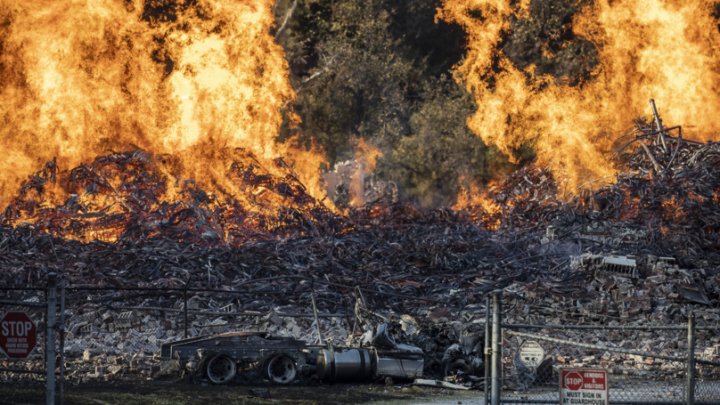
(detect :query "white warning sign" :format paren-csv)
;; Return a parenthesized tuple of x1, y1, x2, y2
(518, 340, 544, 368)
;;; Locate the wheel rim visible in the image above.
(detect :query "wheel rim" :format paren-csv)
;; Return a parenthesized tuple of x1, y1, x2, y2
(206, 354, 236, 384)
(266, 355, 297, 384)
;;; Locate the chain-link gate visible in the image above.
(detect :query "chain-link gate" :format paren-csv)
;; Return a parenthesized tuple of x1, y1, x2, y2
(484, 291, 720, 405)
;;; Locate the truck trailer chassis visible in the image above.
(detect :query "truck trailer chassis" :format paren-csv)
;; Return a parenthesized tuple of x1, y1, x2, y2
(160, 324, 425, 384)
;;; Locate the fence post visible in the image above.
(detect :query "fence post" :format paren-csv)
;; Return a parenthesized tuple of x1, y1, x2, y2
(59, 280, 65, 405)
(687, 312, 696, 405)
(183, 289, 188, 338)
(491, 290, 502, 405)
(485, 295, 491, 405)
(46, 273, 57, 405)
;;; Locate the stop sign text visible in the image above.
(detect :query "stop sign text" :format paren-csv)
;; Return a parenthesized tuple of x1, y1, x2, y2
(0, 312, 37, 359)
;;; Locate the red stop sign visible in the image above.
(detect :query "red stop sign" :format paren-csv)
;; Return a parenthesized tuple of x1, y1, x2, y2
(0, 312, 37, 358)
(564, 371, 584, 391)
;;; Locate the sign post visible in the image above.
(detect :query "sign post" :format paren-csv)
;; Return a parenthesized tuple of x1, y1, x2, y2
(0, 311, 37, 358)
(560, 368, 609, 405)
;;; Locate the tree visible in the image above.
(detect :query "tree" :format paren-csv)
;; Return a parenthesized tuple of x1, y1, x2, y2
(276, 0, 506, 206)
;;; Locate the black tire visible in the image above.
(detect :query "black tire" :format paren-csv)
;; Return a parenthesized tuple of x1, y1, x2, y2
(265, 354, 297, 384)
(205, 354, 237, 384)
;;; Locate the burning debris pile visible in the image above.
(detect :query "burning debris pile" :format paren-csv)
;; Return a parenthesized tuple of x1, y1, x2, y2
(1, 110, 720, 386)
(1, 149, 341, 245)
(469, 112, 720, 270)
(1, 0, 719, 393)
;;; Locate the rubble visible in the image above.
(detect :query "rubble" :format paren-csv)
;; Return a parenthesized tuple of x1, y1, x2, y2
(0, 113, 719, 386)
(1, 148, 342, 245)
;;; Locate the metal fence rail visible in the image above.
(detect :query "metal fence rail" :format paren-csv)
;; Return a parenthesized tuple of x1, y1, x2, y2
(485, 290, 720, 405)
(2, 275, 469, 405)
(4, 281, 720, 405)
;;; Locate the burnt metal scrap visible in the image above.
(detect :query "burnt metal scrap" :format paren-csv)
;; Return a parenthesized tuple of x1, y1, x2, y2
(161, 322, 425, 385)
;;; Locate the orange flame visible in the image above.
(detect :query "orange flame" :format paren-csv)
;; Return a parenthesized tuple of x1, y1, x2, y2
(441, 0, 720, 194)
(454, 178, 503, 229)
(0, 0, 328, 210)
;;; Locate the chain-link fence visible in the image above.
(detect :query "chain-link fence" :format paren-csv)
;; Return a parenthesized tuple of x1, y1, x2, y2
(5, 278, 720, 405)
(484, 291, 720, 404)
(0, 275, 60, 404)
(501, 330, 693, 403)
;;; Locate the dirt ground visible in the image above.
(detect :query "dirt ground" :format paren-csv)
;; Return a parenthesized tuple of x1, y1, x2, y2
(0, 380, 479, 405)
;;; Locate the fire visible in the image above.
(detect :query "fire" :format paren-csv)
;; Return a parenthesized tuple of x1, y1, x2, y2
(3, 147, 336, 244)
(661, 195, 684, 222)
(441, 0, 720, 194)
(454, 179, 502, 229)
(0, 0, 329, 215)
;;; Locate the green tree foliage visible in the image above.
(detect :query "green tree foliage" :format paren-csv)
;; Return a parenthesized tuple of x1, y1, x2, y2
(278, 1, 415, 158)
(275, 0, 507, 206)
(501, 0, 598, 85)
(380, 76, 498, 207)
